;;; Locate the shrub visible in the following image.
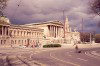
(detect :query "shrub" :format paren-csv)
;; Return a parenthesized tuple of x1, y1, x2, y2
(43, 44, 61, 48)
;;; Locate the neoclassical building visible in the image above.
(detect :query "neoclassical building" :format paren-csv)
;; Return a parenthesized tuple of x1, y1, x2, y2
(0, 16, 80, 47)
(24, 20, 64, 44)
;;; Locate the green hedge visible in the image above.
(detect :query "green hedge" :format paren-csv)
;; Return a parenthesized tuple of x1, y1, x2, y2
(43, 44, 61, 48)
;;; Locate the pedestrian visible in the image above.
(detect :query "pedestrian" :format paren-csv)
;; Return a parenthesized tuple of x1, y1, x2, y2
(75, 44, 78, 53)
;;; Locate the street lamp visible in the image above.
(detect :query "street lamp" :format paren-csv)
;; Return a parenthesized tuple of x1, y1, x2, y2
(90, 32, 92, 44)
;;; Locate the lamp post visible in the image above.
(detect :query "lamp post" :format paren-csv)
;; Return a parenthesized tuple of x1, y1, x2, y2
(90, 32, 92, 44)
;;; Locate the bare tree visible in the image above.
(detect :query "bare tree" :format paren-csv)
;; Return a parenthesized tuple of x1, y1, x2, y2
(90, 0, 100, 16)
(0, 0, 8, 16)
(89, 0, 100, 27)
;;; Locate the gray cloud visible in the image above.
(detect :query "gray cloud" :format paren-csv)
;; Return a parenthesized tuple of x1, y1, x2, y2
(4, 0, 100, 33)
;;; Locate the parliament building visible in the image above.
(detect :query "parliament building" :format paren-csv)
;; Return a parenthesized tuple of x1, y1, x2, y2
(0, 16, 80, 47)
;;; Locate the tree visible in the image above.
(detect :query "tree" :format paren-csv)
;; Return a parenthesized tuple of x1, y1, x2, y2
(89, 0, 100, 27)
(0, 0, 8, 16)
(95, 34, 100, 43)
(80, 32, 94, 42)
(90, 0, 100, 16)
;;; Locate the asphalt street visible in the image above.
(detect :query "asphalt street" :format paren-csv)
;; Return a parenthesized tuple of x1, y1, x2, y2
(0, 46, 100, 66)
(31, 48, 100, 66)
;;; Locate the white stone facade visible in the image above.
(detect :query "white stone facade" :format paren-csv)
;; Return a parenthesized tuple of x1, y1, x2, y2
(0, 17, 80, 47)
(24, 21, 65, 44)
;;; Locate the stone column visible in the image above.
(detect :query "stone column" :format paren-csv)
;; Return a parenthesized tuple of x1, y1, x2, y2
(21, 31, 23, 36)
(57, 27, 59, 37)
(53, 26, 55, 37)
(56, 26, 58, 37)
(52, 26, 54, 37)
(12, 30, 13, 36)
(50, 25, 51, 37)
(23, 31, 24, 37)
(31, 31, 32, 37)
(51, 25, 53, 37)
(4, 27, 6, 35)
(57, 26, 59, 37)
(4, 27, 5, 35)
(7, 27, 9, 36)
(2, 26, 4, 36)
(55, 26, 56, 37)
(59, 27, 61, 37)
(6, 27, 7, 36)
(30, 31, 31, 37)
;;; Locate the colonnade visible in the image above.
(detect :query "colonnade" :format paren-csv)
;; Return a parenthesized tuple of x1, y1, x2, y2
(10, 29, 43, 38)
(49, 25, 62, 38)
(1, 26, 9, 36)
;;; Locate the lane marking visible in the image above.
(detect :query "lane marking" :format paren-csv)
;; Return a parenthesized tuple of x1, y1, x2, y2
(50, 52, 80, 66)
(30, 54, 46, 66)
(77, 58, 88, 61)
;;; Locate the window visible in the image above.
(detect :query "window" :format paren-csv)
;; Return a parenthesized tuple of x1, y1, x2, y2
(18, 40, 20, 44)
(4, 40, 6, 44)
(22, 40, 23, 44)
(18, 30, 19, 36)
(25, 40, 26, 44)
(24, 31, 26, 36)
(1, 40, 2, 44)
(14, 30, 16, 35)
(11, 40, 14, 44)
(10, 30, 12, 36)
(15, 40, 16, 44)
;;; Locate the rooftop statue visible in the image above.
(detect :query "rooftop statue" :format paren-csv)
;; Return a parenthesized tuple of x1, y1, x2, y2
(0, 16, 10, 25)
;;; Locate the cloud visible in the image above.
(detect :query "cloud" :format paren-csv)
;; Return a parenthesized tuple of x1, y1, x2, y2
(4, 0, 100, 33)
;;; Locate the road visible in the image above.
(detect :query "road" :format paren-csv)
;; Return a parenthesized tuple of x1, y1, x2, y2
(31, 48, 100, 66)
(0, 47, 100, 66)
(0, 48, 42, 66)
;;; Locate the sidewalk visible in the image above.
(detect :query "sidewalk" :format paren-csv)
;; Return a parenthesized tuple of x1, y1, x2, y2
(0, 43, 100, 52)
(61, 43, 100, 49)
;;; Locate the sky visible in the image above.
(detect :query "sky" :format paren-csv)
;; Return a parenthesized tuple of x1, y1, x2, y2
(4, 0, 100, 33)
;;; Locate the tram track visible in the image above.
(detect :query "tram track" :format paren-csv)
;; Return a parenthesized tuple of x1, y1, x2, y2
(2, 54, 40, 66)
